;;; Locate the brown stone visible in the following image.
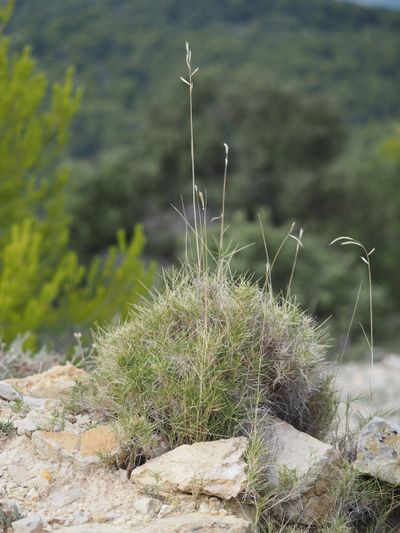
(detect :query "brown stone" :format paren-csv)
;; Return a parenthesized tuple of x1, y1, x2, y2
(32, 426, 118, 462)
(33, 431, 80, 457)
(5, 364, 89, 399)
(80, 426, 119, 457)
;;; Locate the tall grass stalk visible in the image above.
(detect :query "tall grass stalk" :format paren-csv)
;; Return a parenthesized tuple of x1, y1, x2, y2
(339, 279, 363, 363)
(180, 42, 200, 270)
(330, 236, 375, 366)
(217, 143, 229, 275)
(287, 227, 304, 298)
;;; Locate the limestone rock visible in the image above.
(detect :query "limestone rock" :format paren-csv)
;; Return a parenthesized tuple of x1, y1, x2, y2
(132, 512, 251, 532)
(49, 485, 82, 507)
(14, 411, 53, 435)
(32, 430, 80, 459)
(133, 496, 162, 517)
(260, 418, 342, 525)
(130, 437, 248, 500)
(8, 465, 35, 485)
(53, 524, 134, 533)
(354, 417, 400, 484)
(22, 396, 59, 410)
(0, 381, 21, 402)
(14, 416, 38, 435)
(5, 364, 89, 399)
(53, 512, 251, 532)
(12, 514, 44, 533)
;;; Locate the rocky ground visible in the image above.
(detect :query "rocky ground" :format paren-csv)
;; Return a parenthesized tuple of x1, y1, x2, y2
(333, 353, 400, 429)
(0, 357, 399, 532)
(0, 366, 253, 532)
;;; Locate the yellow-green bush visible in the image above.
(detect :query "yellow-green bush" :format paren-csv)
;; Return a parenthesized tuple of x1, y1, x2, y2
(0, 3, 155, 343)
(0, 219, 155, 342)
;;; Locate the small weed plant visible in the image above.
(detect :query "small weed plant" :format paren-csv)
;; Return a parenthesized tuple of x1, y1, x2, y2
(0, 503, 23, 532)
(0, 420, 15, 440)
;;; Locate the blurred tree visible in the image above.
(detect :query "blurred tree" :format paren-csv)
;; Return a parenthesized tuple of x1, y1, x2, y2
(7, 0, 400, 157)
(0, 3, 155, 344)
(67, 73, 346, 255)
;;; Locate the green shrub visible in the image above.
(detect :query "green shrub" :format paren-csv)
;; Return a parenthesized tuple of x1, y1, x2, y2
(93, 264, 335, 459)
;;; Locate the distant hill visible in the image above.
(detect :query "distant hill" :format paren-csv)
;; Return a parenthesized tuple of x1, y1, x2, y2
(7, 0, 400, 157)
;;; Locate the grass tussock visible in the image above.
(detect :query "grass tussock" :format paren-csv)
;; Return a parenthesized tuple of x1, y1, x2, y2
(93, 264, 335, 461)
(322, 462, 400, 532)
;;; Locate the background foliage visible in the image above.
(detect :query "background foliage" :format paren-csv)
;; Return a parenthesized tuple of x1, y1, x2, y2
(2, 0, 400, 353)
(0, 3, 155, 345)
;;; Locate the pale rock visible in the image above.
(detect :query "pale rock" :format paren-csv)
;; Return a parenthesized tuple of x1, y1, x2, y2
(354, 417, 400, 484)
(133, 496, 162, 517)
(15, 411, 52, 435)
(5, 364, 89, 399)
(260, 418, 342, 525)
(92, 512, 108, 523)
(53, 527, 136, 533)
(130, 437, 248, 500)
(14, 417, 38, 435)
(53, 512, 251, 532)
(12, 514, 44, 533)
(48, 485, 82, 507)
(157, 503, 173, 518)
(72, 512, 91, 525)
(74, 414, 91, 427)
(8, 465, 35, 485)
(26, 487, 40, 500)
(198, 500, 210, 513)
(0, 381, 21, 402)
(135, 512, 251, 532)
(22, 396, 59, 410)
(105, 511, 121, 521)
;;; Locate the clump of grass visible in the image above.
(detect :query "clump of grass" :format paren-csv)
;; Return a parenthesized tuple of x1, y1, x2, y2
(63, 379, 94, 416)
(0, 420, 15, 440)
(47, 378, 98, 431)
(324, 461, 400, 532)
(93, 264, 335, 461)
(0, 503, 23, 532)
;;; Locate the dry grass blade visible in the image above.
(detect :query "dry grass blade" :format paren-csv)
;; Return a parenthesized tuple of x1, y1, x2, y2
(330, 235, 375, 367)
